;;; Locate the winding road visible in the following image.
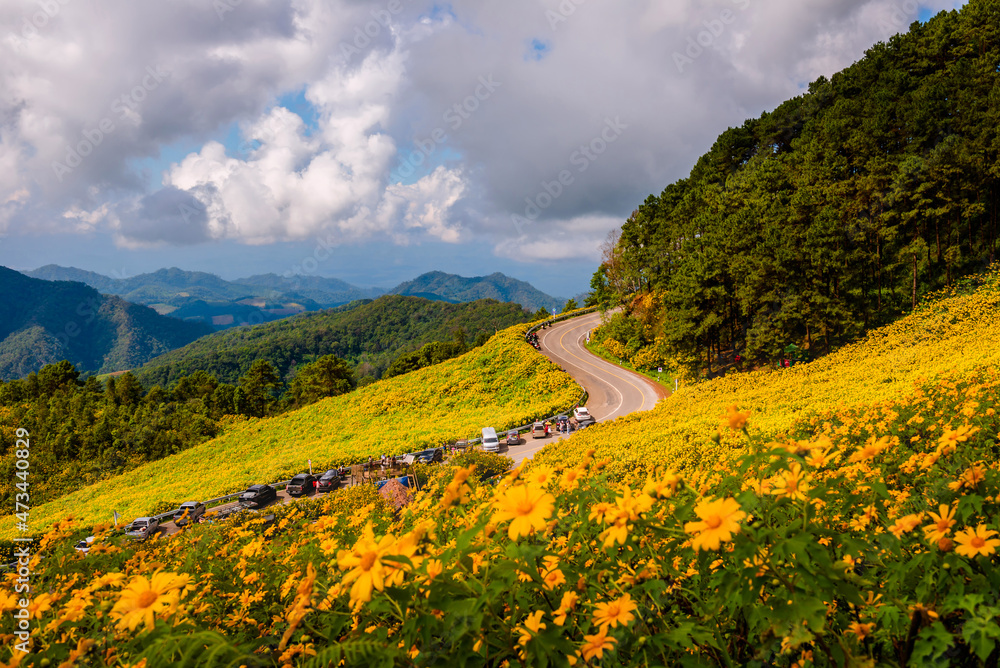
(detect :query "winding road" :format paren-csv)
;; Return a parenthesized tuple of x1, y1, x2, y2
(155, 311, 667, 535)
(507, 311, 669, 464)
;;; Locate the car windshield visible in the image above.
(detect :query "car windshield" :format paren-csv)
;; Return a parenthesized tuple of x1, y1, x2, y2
(241, 490, 257, 497)
(291, 477, 306, 484)
(133, 520, 147, 527)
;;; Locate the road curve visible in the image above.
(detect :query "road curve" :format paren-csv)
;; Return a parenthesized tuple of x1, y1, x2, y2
(538, 311, 669, 423)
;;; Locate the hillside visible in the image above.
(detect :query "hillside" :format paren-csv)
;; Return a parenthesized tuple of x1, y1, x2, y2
(133, 295, 534, 387)
(8, 271, 1000, 667)
(390, 270, 565, 312)
(594, 1, 1000, 375)
(0, 266, 211, 380)
(0, 324, 578, 536)
(540, 267, 1000, 476)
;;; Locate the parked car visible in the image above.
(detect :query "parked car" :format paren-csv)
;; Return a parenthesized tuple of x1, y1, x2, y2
(531, 422, 548, 439)
(74, 536, 95, 554)
(200, 505, 243, 524)
(173, 501, 206, 527)
(286, 473, 317, 497)
(316, 469, 340, 493)
(239, 484, 277, 509)
(125, 517, 160, 541)
(573, 406, 595, 425)
(506, 429, 520, 446)
(481, 427, 500, 453)
(410, 447, 444, 464)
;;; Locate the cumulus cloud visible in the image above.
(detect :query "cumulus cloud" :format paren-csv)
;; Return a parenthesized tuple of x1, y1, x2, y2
(0, 0, 966, 262)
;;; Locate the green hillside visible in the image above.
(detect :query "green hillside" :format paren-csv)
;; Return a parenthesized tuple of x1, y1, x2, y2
(594, 1, 1000, 375)
(0, 266, 211, 380)
(133, 295, 534, 386)
(0, 324, 577, 536)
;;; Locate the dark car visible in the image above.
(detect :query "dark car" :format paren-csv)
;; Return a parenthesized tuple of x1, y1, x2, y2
(316, 469, 340, 493)
(239, 484, 277, 508)
(411, 447, 444, 464)
(286, 473, 317, 497)
(506, 429, 520, 446)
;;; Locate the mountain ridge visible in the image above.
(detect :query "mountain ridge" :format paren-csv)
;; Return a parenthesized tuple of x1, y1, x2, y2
(0, 266, 211, 380)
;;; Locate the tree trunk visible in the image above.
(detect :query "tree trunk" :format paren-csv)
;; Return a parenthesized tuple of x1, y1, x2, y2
(912, 253, 917, 310)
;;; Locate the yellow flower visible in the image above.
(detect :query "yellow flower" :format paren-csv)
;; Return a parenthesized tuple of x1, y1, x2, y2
(846, 621, 873, 641)
(770, 463, 811, 501)
(541, 567, 566, 591)
(922, 505, 957, 543)
(492, 484, 555, 540)
(553, 591, 579, 626)
(592, 593, 637, 630)
(888, 513, 923, 539)
(580, 630, 617, 661)
(336, 523, 396, 606)
(938, 424, 978, 449)
(684, 497, 746, 551)
(849, 435, 889, 463)
(110, 572, 189, 631)
(725, 405, 750, 431)
(954, 525, 1000, 558)
(517, 610, 547, 646)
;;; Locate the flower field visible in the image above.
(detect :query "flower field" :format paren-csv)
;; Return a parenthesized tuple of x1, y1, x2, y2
(2, 274, 999, 667)
(535, 271, 1000, 478)
(0, 326, 579, 538)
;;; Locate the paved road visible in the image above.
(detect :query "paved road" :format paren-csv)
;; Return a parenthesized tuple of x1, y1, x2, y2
(506, 311, 668, 465)
(155, 311, 666, 536)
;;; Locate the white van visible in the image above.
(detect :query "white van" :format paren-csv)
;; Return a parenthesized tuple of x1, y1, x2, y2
(481, 427, 499, 453)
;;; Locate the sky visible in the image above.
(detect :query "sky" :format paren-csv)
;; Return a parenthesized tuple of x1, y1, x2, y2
(0, 0, 964, 298)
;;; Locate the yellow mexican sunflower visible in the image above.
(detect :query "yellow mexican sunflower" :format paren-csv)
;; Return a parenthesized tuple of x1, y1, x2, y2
(580, 630, 617, 661)
(922, 504, 957, 543)
(492, 484, 555, 540)
(592, 593, 637, 630)
(110, 572, 189, 631)
(684, 497, 746, 551)
(954, 525, 1000, 558)
(725, 405, 750, 431)
(336, 523, 397, 606)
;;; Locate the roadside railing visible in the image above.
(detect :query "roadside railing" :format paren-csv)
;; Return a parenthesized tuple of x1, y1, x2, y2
(452, 307, 600, 449)
(31, 309, 606, 539)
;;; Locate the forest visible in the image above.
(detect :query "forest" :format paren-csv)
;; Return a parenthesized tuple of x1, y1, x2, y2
(592, 4, 1000, 375)
(134, 295, 536, 387)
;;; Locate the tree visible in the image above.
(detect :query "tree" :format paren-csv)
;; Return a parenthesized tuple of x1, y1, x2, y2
(237, 360, 282, 417)
(286, 355, 355, 408)
(562, 298, 579, 313)
(36, 361, 81, 395)
(115, 372, 144, 406)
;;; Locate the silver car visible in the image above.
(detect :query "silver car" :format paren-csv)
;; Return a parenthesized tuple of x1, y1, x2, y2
(173, 501, 206, 527)
(125, 517, 160, 541)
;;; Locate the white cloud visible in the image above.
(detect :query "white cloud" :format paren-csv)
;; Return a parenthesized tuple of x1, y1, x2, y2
(494, 214, 616, 263)
(0, 0, 968, 265)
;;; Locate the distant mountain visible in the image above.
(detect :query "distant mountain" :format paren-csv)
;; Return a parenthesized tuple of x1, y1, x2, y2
(133, 295, 534, 387)
(390, 271, 564, 312)
(0, 266, 211, 380)
(22, 266, 378, 329)
(234, 273, 385, 305)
